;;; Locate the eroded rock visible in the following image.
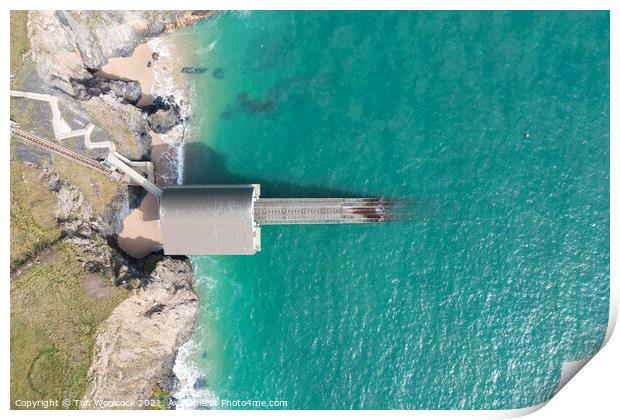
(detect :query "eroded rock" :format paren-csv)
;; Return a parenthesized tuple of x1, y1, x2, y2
(71, 76, 142, 105)
(28, 10, 213, 96)
(143, 96, 183, 134)
(84, 257, 199, 404)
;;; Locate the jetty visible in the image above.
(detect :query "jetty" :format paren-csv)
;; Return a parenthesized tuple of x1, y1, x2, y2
(254, 197, 387, 224)
(159, 185, 387, 255)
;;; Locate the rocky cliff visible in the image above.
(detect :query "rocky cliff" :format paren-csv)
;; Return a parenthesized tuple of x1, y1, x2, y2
(28, 10, 212, 96)
(85, 257, 198, 405)
(11, 10, 209, 407)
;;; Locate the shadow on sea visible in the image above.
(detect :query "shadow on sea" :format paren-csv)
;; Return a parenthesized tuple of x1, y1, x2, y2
(183, 141, 358, 197)
(182, 141, 416, 221)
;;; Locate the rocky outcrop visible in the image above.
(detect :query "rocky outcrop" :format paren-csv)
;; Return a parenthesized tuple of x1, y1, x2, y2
(28, 10, 211, 96)
(81, 94, 152, 160)
(71, 77, 142, 105)
(84, 257, 199, 404)
(14, 9, 210, 407)
(144, 95, 183, 134)
(147, 108, 180, 134)
(38, 165, 143, 282)
(23, 10, 193, 158)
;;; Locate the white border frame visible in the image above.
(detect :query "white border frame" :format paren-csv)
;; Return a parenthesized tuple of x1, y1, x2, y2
(2, 1, 616, 418)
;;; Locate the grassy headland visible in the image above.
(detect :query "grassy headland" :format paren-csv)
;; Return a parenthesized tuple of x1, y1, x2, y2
(10, 242, 129, 408)
(10, 11, 130, 408)
(10, 144, 63, 270)
(10, 11, 30, 78)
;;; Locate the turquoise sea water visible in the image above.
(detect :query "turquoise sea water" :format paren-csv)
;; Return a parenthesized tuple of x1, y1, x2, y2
(177, 11, 609, 409)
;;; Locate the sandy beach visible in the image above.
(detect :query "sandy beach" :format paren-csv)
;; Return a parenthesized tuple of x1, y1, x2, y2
(98, 39, 184, 258)
(96, 43, 155, 107)
(117, 193, 162, 258)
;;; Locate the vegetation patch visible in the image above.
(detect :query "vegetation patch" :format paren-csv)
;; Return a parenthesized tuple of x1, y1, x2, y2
(10, 145, 63, 270)
(149, 384, 172, 410)
(10, 242, 129, 409)
(81, 98, 142, 157)
(51, 155, 121, 217)
(10, 11, 30, 78)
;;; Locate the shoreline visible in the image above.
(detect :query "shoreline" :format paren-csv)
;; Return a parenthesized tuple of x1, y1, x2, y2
(98, 30, 203, 406)
(99, 35, 190, 258)
(10, 11, 211, 409)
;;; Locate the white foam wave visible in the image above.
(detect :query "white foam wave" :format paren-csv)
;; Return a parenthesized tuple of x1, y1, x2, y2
(196, 40, 218, 55)
(172, 340, 219, 409)
(147, 36, 189, 185)
(148, 38, 186, 105)
(176, 141, 185, 185)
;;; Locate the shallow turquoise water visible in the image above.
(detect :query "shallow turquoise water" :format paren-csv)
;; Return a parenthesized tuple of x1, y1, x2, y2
(178, 11, 609, 409)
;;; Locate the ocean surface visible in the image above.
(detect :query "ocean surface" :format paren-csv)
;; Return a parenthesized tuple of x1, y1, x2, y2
(174, 11, 609, 409)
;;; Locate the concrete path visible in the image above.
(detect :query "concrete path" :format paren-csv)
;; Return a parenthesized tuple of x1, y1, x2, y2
(10, 90, 161, 198)
(10, 90, 117, 151)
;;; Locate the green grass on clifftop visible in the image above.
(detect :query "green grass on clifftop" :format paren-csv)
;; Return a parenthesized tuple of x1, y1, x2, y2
(149, 385, 172, 410)
(52, 155, 120, 218)
(10, 11, 30, 79)
(10, 145, 63, 270)
(10, 242, 129, 409)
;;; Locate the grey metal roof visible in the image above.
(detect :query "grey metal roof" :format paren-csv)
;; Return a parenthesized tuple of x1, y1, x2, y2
(160, 185, 259, 255)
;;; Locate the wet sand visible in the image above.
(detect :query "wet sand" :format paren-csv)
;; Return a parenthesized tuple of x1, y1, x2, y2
(117, 193, 163, 258)
(99, 42, 172, 258)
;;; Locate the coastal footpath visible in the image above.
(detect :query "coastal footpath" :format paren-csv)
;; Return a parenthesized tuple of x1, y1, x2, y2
(10, 11, 210, 409)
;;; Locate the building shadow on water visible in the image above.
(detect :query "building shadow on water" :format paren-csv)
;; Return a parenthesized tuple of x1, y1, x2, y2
(182, 141, 417, 222)
(183, 141, 371, 198)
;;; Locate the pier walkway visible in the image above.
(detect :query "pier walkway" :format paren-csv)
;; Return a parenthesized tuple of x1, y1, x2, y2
(105, 152, 162, 197)
(254, 197, 387, 224)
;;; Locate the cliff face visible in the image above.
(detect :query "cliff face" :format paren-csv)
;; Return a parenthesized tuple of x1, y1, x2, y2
(10, 10, 208, 406)
(39, 163, 142, 285)
(23, 149, 200, 405)
(28, 10, 210, 95)
(85, 257, 198, 405)
(20, 11, 198, 162)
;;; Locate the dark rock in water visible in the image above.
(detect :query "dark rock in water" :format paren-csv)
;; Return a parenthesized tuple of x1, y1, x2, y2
(71, 76, 142, 105)
(193, 376, 208, 390)
(147, 61, 152, 68)
(141, 95, 172, 112)
(212, 68, 225, 79)
(142, 95, 183, 134)
(152, 51, 160, 61)
(237, 92, 277, 114)
(141, 95, 181, 114)
(181, 66, 208, 74)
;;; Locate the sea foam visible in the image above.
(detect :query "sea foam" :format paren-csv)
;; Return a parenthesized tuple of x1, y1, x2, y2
(172, 340, 219, 409)
(147, 36, 190, 185)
